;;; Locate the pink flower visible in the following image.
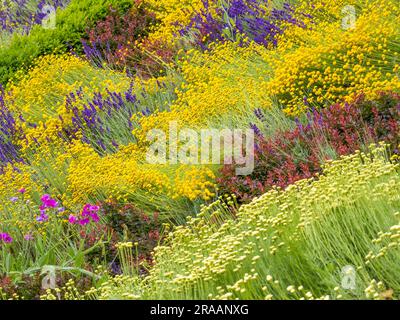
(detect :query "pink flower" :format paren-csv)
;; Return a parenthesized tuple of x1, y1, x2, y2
(90, 213, 100, 223)
(81, 204, 100, 223)
(41, 194, 51, 202)
(89, 205, 100, 211)
(78, 218, 90, 226)
(36, 212, 49, 222)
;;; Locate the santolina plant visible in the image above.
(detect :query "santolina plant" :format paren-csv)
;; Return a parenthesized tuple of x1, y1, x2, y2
(218, 92, 400, 202)
(1, 0, 400, 300)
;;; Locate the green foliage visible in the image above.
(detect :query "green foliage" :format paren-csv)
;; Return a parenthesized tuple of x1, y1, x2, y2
(0, 0, 132, 85)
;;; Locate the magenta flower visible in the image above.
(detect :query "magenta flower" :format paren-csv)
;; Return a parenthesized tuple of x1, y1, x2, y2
(36, 212, 49, 222)
(18, 188, 26, 194)
(68, 204, 101, 226)
(78, 218, 90, 226)
(24, 233, 34, 241)
(0, 233, 13, 243)
(41, 194, 51, 202)
(90, 213, 100, 223)
(89, 205, 100, 211)
(40, 194, 58, 209)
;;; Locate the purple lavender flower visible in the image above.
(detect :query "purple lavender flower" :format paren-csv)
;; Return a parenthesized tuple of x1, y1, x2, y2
(254, 108, 266, 121)
(250, 123, 263, 138)
(63, 84, 143, 154)
(36, 212, 49, 222)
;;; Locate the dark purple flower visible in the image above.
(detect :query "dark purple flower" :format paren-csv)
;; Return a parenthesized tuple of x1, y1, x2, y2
(0, 0, 70, 36)
(0, 89, 24, 168)
(250, 123, 264, 138)
(254, 108, 266, 121)
(62, 85, 143, 154)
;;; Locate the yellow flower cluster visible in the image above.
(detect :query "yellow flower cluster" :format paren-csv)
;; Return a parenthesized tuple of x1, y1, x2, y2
(46, 145, 399, 300)
(3, 0, 400, 218)
(364, 279, 394, 300)
(366, 221, 400, 263)
(1, 56, 218, 208)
